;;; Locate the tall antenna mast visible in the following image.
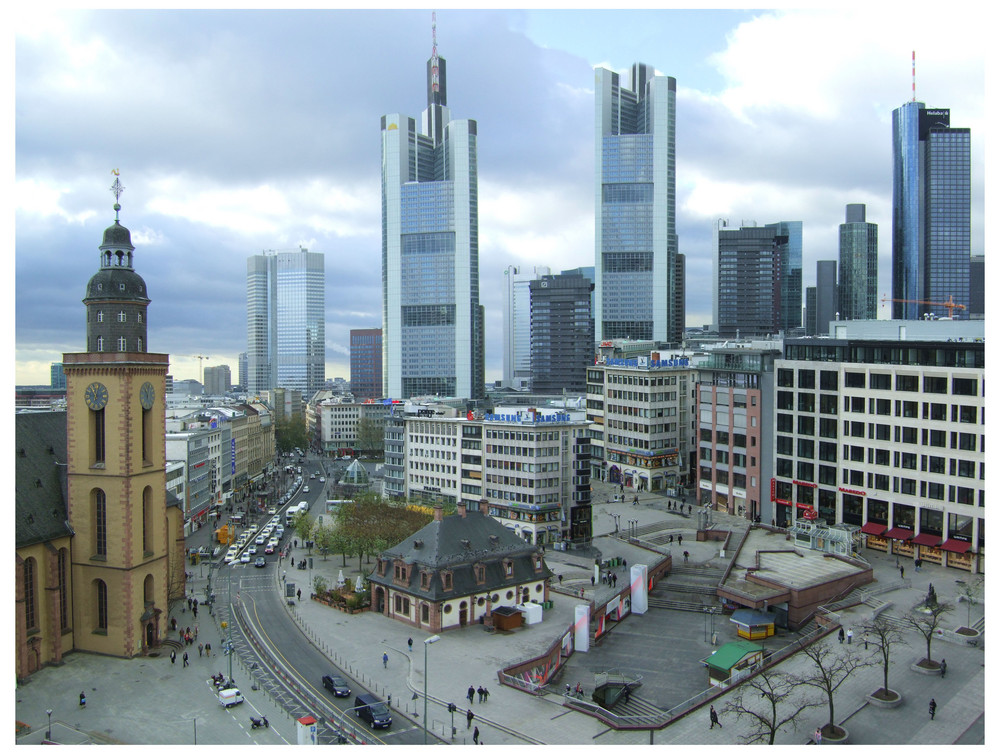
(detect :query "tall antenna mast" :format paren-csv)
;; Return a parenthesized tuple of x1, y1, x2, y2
(912, 50, 916, 102)
(431, 11, 440, 95)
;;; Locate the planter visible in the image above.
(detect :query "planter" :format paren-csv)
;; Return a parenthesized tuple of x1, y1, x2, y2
(866, 688, 903, 708)
(910, 658, 941, 675)
(820, 725, 849, 745)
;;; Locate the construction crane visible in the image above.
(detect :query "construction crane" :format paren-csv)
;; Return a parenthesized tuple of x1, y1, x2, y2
(880, 295, 966, 318)
(190, 355, 210, 384)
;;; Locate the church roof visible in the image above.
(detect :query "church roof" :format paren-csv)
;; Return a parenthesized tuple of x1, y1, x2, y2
(15, 412, 73, 549)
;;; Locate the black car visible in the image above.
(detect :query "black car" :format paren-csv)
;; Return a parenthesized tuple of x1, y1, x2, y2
(322, 674, 350, 697)
(254, 556, 267, 568)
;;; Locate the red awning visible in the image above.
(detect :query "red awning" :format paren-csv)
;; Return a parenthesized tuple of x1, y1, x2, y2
(940, 539, 972, 554)
(884, 527, 914, 541)
(860, 522, 887, 536)
(912, 533, 942, 547)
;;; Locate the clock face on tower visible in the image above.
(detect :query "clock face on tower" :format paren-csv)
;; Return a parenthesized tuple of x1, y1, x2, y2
(84, 381, 109, 411)
(140, 381, 155, 410)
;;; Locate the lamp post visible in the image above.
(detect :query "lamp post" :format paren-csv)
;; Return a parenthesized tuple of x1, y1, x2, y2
(423, 635, 440, 744)
(46, 709, 52, 741)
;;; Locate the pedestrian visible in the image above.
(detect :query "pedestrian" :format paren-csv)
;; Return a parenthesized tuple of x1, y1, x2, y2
(683, 550, 689, 563)
(668, 534, 673, 544)
(468, 685, 475, 704)
(929, 698, 937, 720)
(206, 643, 211, 657)
(847, 628, 853, 645)
(408, 637, 413, 652)
(688, 505, 692, 515)
(283, 570, 287, 582)
(383, 652, 389, 669)
(813, 727, 823, 745)
(622, 558, 627, 569)
(297, 588, 302, 601)
(170, 649, 176, 664)
(187, 597, 192, 611)
(171, 617, 177, 631)
(478, 686, 485, 702)
(482, 686, 489, 703)
(940, 659, 947, 678)
(565, 683, 571, 695)
(192, 604, 198, 618)
(591, 576, 595, 586)
(709, 704, 721, 728)
(612, 573, 617, 588)
(79, 691, 87, 709)
(678, 534, 682, 545)
(473, 725, 480, 744)
(291, 557, 295, 567)
(838, 627, 845, 644)
(558, 574, 563, 585)
(182, 651, 189, 667)
(864, 637, 868, 650)
(198, 643, 204, 657)
(633, 495, 639, 506)
(467, 709, 474, 729)
(900, 565, 905, 579)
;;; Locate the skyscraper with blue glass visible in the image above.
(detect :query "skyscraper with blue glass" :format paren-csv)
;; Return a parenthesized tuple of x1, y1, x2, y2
(891, 101, 970, 319)
(381, 46, 484, 400)
(595, 63, 681, 344)
(246, 248, 325, 395)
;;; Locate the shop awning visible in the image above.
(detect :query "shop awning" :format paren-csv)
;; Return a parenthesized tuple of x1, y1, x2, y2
(940, 539, 972, 554)
(912, 533, 942, 547)
(860, 522, 887, 536)
(884, 527, 914, 541)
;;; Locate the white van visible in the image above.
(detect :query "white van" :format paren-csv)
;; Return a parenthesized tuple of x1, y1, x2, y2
(218, 687, 244, 707)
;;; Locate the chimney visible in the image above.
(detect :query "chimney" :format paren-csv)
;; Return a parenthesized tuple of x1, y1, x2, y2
(457, 501, 467, 518)
(479, 499, 489, 515)
(433, 505, 444, 522)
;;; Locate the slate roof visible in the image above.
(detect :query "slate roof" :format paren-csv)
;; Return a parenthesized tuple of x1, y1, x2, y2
(15, 412, 73, 549)
(368, 508, 552, 601)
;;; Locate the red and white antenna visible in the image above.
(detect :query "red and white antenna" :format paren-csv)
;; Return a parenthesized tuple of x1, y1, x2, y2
(431, 11, 440, 95)
(912, 50, 916, 102)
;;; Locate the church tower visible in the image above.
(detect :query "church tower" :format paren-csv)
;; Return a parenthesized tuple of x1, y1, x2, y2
(63, 175, 182, 657)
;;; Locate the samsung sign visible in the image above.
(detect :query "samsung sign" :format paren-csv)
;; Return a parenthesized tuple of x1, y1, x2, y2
(604, 357, 690, 368)
(484, 412, 571, 424)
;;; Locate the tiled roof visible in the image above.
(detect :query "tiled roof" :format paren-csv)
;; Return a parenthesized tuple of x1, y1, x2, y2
(15, 412, 72, 548)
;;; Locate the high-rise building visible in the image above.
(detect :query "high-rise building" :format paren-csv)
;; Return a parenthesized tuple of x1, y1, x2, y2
(381, 40, 483, 400)
(714, 220, 803, 337)
(595, 63, 680, 343)
(502, 265, 549, 389)
(969, 255, 984, 319)
(350, 328, 383, 400)
(203, 364, 231, 396)
(529, 270, 594, 394)
(891, 101, 971, 319)
(238, 351, 248, 390)
(50, 362, 66, 390)
(805, 287, 817, 337)
(838, 204, 878, 321)
(814, 260, 838, 336)
(246, 248, 325, 395)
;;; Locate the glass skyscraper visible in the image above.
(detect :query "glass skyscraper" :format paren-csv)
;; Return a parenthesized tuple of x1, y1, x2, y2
(381, 47, 484, 400)
(246, 248, 325, 396)
(595, 63, 680, 344)
(891, 101, 970, 319)
(838, 203, 878, 321)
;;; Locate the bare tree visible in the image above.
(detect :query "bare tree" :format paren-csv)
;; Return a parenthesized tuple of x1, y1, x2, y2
(722, 670, 821, 744)
(859, 616, 908, 701)
(798, 640, 875, 739)
(903, 600, 954, 668)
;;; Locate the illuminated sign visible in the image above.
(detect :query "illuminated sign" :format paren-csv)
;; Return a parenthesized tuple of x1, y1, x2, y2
(484, 412, 571, 423)
(838, 487, 867, 497)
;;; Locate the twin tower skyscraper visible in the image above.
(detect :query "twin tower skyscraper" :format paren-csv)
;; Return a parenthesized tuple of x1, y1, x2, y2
(381, 49, 680, 401)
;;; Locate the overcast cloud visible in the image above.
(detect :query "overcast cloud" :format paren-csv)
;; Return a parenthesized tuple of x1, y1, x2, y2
(14, 8, 985, 386)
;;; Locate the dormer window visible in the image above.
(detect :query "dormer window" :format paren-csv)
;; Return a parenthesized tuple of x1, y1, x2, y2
(503, 559, 514, 579)
(420, 570, 431, 590)
(442, 570, 453, 591)
(474, 563, 486, 585)
(532, 553, 543, 572)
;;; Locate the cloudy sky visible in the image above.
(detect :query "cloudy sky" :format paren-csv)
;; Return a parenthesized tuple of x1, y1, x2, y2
(13, 8, 986, 386)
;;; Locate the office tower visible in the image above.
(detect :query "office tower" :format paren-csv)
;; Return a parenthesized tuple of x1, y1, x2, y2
(815, 260, 838, 335)
(502, 265, 550, 389)
(969, 255, 984, 319)
(714, 220, 803, 337)
(246, 248, 325, 395)
(529, 270, 594, 394)
(892, 101, 971, 319)
(595, 63, 680, 343)
(838, 204, 878, 320)
(350, 328, 383, 400)
(203, 364, 231, 395)
(238, 351, 248, 390)
(805, 287, 817, 336)
(50, 362, 66, 390)
(381, 39, 483, 400)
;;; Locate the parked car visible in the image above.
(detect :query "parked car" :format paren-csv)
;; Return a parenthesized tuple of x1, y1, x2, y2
(322, 674, 351, 698)
(354, 693, 392, 729)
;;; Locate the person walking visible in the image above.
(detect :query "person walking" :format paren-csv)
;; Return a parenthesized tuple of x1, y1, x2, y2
(182, 651, 189, 668)
(482, 687, 489, 703)
(170, 649, 176, 664)
(813, 728, 823, 745)
(929, 698, 937, 720)
(678, 534, 682, 545)
(192, 604, 198, 618)
(838, 627, 845, 644)
(709, 705, 721, 729)
(205, 643, 211, 658)
(297, 588, 302, 601)
(198, 643, 204, 657)
(940, 659, 947, 678)
(408, 637, 413, 652)
(467, 685, 475, 704)
(847, 628, 853, 645)
(900, 565, 905, 579)
(683, 551, 689, 563)
(477, 686, 485, 702)
(473, 725, 480, 744)
(466, 709, 474, 729)
(382, 652, 389, 669)
(79, 691, 87, 709)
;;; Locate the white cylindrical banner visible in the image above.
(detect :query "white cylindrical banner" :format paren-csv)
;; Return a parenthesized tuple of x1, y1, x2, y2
(574, 604, 590, 653)
(630, 563, 648, 615)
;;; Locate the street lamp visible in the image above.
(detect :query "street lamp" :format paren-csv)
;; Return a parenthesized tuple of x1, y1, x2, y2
(46, 709, 52, 741)
(423, 635, 440, 744)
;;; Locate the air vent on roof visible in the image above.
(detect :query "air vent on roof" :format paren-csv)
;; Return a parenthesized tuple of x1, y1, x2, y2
(489, 535, 499, 545)
(414, 540, 423, 549)
(461, 539, 471, 549)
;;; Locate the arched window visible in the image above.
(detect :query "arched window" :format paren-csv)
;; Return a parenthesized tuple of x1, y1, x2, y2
(23, 558, 37, 630)
(142, 486, 152, 553)
(95, 580, 108, 631)
(58, 548, 69, 631)
(97, 311, 104, 323)
(118, 311, 127, 322)
(117, 336, 127, 351)
(96, 336, 104, 352)
(143, 574, 154, 605)
(93, 489, 107, 557)
(93, 408, 105, 465)
(137, 337, 143, 352)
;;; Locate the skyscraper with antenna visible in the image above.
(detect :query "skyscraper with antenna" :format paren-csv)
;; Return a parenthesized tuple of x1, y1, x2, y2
(381, 14, 484, 400)
(891, 52, 971, 320)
